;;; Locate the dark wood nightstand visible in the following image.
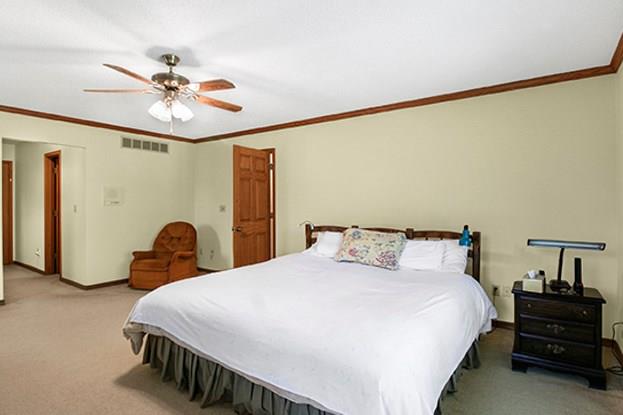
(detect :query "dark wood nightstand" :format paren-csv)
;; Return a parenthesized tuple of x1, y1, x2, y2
(511, 281, 607, 389)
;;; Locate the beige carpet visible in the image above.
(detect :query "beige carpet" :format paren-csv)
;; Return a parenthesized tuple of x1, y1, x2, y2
(0, 265, 621, 415)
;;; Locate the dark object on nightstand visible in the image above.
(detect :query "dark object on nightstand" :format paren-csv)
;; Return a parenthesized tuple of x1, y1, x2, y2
(573, 257, 584, 295)
(511, 281, 606, 389)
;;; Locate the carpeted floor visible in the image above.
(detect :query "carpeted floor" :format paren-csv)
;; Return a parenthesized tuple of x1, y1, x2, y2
(0, 265, 621, 415)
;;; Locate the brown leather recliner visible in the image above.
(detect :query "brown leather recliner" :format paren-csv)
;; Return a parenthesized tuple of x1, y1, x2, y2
(129, 221, 199, 289)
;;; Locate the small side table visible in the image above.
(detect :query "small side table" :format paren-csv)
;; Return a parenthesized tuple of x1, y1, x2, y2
(511, 281, 606, 389)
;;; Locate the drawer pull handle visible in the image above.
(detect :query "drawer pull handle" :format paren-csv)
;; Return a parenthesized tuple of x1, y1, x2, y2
(546, 323, 566, 334)
(546, 344, 566, 355)
(526, 303, 532, 309)
(581, 310, 588, 316)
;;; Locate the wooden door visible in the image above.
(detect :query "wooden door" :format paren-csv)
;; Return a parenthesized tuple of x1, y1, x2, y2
(2, 161, 13, 265)
(44, 151, 61, 274)
(233, 145, 274, 267)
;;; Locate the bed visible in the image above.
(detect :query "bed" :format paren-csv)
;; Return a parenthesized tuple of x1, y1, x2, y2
(123, 225, 496, 415)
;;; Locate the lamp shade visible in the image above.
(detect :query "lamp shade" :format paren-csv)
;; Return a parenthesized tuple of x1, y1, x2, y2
(171, 100, 194, 122)
(527, 239, 606, 251)
(148, 100, 172, 122)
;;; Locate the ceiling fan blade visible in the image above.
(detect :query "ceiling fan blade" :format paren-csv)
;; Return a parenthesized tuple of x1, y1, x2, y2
(102, 63, 153, 85)
(188, 79, 235, 92)
(83, 88, 156, 93)
(195, 95, 242, 112)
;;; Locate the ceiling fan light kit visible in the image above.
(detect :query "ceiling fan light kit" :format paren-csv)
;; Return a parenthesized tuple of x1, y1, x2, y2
(148, 100, 172, 122)
(171, 100, 194, 122)
(84, 53, 241, 132)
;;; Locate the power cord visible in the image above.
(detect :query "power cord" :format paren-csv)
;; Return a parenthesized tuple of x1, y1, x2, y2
(606, 322, 623, 376)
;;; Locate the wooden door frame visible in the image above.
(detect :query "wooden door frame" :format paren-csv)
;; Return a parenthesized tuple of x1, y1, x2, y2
(44, 150, 61, 275)
(2, 161, 13, 265)
(264, 148, 276, 259)
(232, 145, 276, 267)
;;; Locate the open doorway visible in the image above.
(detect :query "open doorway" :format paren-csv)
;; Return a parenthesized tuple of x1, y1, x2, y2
(1, 139, 86, 302)
(44, 151, 61, 274)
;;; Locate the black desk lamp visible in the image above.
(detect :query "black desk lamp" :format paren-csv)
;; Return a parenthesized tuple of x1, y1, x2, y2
(527, 239, 606, 291)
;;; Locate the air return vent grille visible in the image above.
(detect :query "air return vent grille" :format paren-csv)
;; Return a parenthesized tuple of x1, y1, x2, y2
(121, 137, 169, 154)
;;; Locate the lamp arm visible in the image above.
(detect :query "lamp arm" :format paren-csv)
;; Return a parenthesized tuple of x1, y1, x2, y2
(557, 247, 565, 282)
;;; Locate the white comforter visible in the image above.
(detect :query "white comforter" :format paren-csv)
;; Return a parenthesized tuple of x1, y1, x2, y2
(124, 253, 496, 415)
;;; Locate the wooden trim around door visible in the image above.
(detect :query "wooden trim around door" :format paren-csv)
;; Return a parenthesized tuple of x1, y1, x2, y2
(264, 148, 276, 259)
(2, 160, 13, 265)
(44, 150, 61, 275)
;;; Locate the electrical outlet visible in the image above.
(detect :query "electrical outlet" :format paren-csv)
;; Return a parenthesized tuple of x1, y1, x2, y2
(210, 249, 215, 260)
(35, 248, 41, 257)
(502, 286, 512, 297)
(492, 285, 500, 297)
(199, 248, 204, 256)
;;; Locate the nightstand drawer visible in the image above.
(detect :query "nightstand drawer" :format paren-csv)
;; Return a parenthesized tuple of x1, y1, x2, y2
(518, 297, 595, 323)
(520, 335, 595, 367)
(520, 316, 594, 344)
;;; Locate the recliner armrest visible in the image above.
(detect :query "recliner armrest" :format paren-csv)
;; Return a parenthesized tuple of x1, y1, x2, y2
(132, 250, 156, 260)
(169, 251, 199, 282)
(170, 250, 195, 263)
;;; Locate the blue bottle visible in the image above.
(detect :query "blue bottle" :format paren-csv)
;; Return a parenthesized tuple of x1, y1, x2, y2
(459, 225, 471, 247)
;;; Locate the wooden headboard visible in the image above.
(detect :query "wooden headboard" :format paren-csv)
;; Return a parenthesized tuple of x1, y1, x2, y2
(304, 224, 481, 282)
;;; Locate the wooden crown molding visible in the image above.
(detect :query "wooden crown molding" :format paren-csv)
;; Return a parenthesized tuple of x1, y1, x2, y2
(197, 65, 614, 142)
(1, 33, 622, 144)
(198, 32, 623, 143)
(0, 105, 194, 143)
(611, 32, 623, 73)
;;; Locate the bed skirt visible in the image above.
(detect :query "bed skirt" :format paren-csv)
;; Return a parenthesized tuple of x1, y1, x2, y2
(142, 334, 480, 415)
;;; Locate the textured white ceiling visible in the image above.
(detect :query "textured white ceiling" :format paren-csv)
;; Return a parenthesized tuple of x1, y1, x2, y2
(0, 1, 621, 139)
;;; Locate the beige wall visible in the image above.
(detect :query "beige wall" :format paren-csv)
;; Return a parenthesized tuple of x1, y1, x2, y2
(194, 75, 619, 330)
(12, 141, 86, 282)
(0, 113, 195, 293)
(0, 72, 621, 340)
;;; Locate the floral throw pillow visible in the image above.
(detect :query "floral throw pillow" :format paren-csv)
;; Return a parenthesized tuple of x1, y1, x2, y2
(334, 228, 407, 270)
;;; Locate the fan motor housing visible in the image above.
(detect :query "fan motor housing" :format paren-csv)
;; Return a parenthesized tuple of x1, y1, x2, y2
(151, 72, 190, 89)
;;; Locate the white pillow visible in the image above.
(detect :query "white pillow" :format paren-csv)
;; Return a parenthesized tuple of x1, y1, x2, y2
(440, 240, 469, 273)
(305, 231, 344, 257)
(399, 240, 446, 270)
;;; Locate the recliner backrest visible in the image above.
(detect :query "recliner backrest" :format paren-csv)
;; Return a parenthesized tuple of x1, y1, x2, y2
(153, 221, 197, 254)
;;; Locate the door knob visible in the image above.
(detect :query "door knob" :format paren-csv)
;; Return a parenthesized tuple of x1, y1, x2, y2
(232, 226, 242, 232)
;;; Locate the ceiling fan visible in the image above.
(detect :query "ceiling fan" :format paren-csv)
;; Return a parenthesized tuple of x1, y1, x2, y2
(84, 53, 242, 132)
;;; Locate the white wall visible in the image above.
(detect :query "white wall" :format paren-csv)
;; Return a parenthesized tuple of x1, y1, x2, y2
(194, 75, 619, 331)
(0, 113, 195, 289)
